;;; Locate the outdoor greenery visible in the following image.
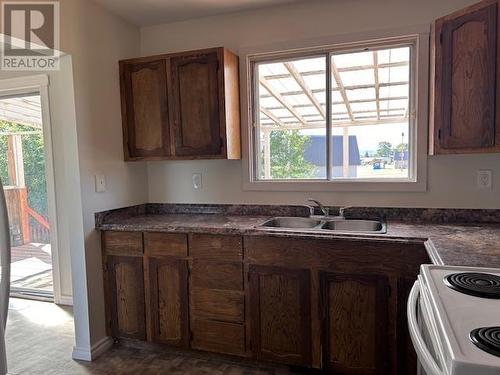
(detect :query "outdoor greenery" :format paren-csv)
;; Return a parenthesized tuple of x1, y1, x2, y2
(375, 141, 393, 157)
(0, 120, 47, 218)
(269, 130, 315, 179)
(375, 141, 409, 158)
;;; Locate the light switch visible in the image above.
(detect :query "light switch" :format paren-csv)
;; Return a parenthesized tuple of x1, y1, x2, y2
(95, 174, 106, 193)
(477, 170, 492, 190)
(192, 173, 202, 190)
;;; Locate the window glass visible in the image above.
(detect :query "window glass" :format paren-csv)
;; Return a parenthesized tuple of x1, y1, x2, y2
(256, 56, 326, 180)
(253, 43, 412, 181)
(331, 46, 410, 179)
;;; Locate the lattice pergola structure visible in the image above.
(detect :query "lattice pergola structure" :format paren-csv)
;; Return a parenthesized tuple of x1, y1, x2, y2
(0, 95, 42, 132)
(256, 47, 411, 178)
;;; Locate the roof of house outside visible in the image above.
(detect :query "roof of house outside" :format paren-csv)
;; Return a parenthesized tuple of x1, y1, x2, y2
(394, 150, 409, 161)
(303, 135, 361, 167)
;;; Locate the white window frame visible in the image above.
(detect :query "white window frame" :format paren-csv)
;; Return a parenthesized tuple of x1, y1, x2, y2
(240, 26, 429, 192)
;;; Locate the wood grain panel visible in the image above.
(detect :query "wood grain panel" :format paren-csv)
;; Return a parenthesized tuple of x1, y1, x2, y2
(190, 260, 243, 290)
(249, 265, 311, 366)
(441, 2, 497, 149)
(119, 47, 240, 161)
(222, 48, 241, 160)
(120, 59, 170, 159)
(144, 232, 188, 257)
(244, 236, 429, 276)
(148, 257, 189, 347)
(103, 231, 142, 256)
(191, 319, 246, 356)
(107, 255, 145, 340)
(320, 273, 389, 374)
(430, 0, 500, 154)
(171, 51, 222, 156)
(397, 277, 418, 375)
(190, 287, 244, 323)
(189, 234, 243, 261)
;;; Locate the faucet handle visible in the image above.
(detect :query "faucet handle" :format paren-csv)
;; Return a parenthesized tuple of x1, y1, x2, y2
(304, 204, 315, 216)
(339, 206, 353, 217)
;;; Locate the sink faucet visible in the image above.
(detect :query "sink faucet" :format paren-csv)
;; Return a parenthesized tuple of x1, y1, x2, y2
(307, 198, 329, 217)
(338, 206, 352, 218)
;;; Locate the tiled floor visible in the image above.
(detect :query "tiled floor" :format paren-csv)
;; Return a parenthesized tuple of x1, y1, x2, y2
(6, 298, 294, 374)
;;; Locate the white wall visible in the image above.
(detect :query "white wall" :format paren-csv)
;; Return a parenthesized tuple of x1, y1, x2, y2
(57, 0, 145, 358)
(141, 0, 500, 209)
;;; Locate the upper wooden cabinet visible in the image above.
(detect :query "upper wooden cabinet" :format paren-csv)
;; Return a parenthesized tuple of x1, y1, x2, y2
(120, 59, 171, 159)
(119, 47, 241, 161)
(430, 0, 500, 154)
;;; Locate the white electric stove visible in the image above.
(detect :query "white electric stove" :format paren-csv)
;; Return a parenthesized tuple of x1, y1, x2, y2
(408, 264, 500, 375)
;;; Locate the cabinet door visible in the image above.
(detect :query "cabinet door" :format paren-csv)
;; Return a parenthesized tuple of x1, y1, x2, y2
(248, 265, 311, 366)
(434, 0, 498, 150)
(148, 257, 189, 347)
(320, 272, 390, 375)
(107, 255, 146, 340)
(170, 52, 222, 157)
(397, 278, 418, 375)
(121, 59, 170, 159)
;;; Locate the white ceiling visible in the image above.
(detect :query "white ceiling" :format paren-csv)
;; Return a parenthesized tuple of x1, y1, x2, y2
(93, 0, 308, 26)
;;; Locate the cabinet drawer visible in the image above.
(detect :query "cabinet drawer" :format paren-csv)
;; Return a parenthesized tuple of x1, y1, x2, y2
(191, 260, 243, 290)
(191, 288, 244, 323)
(144, 232, 188, 257)
(103, 231, 142, 256)
(191, 319, 245, 356)
(189, 234, 242, 261)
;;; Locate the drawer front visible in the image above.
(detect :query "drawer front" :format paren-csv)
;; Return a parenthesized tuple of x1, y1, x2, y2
(189, 234, 242, 261)
(191, 260, 243, 290)
(191, 288, 244, 323)
(103, 231, 142, 256)
(144, 232, 188, 257)
(191, 319, 245, 356)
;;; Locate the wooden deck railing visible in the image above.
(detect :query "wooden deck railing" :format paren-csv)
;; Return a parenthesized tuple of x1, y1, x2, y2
(27, 206, 50, 243)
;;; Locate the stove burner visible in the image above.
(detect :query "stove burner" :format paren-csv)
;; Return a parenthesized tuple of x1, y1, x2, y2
(470, 327, 500, 357)
(444, 272, 500, 298)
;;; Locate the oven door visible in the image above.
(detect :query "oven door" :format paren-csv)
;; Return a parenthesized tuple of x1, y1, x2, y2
(408, 280, 447, 375)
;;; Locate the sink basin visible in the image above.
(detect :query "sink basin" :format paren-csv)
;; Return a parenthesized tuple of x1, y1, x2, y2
(259, 217, 386, 233)
(261, 217, 322, 229)
(321, 219, 384, 233)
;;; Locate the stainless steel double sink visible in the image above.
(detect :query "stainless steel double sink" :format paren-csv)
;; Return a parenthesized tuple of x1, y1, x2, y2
(259, 216, 386, 234)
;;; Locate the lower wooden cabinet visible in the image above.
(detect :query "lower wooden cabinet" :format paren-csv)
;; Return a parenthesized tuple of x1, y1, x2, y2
(147, 257, 189, 347)
(190, 319, 246, 356)
(102, 231, 427, 373)
(320, 272, 390, 374)
(106, 255, 146, 340)
(248, 265, 311, 366)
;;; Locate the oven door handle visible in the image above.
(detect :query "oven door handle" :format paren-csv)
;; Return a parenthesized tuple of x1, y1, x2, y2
(407, 280, 444, 375)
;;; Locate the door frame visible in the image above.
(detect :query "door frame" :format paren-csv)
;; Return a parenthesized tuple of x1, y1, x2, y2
(0, 74, 63, 304)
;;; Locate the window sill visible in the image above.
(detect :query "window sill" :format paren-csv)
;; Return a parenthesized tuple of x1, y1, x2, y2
(242, 179, 427, 192)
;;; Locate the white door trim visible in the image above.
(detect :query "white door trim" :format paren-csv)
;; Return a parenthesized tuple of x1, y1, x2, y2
(0, 74, 64, 305)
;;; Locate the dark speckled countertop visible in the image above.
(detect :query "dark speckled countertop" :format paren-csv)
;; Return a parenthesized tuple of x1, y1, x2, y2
(95, 204, 500, 268)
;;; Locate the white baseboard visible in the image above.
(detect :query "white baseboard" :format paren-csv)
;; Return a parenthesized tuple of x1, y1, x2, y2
(72, 336, 113, 362)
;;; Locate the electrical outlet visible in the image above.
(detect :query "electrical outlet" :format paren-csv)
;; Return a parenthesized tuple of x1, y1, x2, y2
(477, 170, 492, 190)
(192, 173, 202, 190)
(95, 174, 106, 193)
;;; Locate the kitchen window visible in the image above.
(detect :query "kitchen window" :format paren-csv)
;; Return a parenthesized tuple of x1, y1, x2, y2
(249, 37, 420, 185)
